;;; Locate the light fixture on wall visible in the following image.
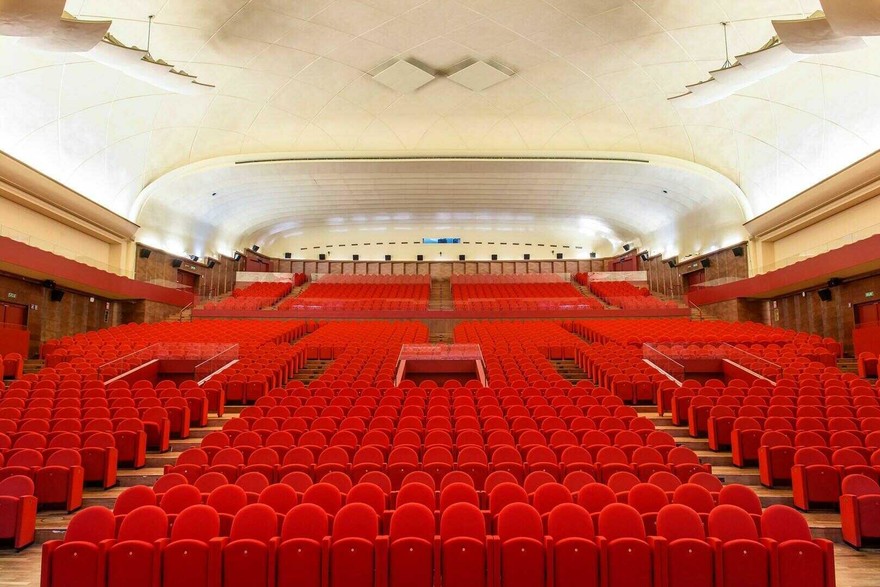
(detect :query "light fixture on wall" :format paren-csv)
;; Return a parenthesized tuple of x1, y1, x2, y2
(251, 245, 260, 253)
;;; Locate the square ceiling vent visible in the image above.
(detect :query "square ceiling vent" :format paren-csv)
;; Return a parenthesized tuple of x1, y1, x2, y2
(371, 60, 435, 93)
(448, 60, 512, 92)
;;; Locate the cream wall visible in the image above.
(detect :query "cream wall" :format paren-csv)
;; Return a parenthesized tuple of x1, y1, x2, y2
(769, 196, 880, 269)
(0, 196, 117, 271)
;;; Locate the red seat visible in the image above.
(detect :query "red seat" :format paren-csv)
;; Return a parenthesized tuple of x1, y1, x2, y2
(708, 505, 771, 587)
(221, 503, 278, 587)
(328, 503, 381, 587)
(106, 506, 169, 587)
(160, 505, 222, 587)
(35, 449, 84, 512)
(598, 503, 653, 587)
(41, 506, 117, 587)
(547, 503, 599, 587)
(439, 503, 490, 587)
(0, 475, 36, 549)
(840, 474, 880, 548)
(791, 448, 841, 511)
(654, 504, 714, 587)
(496, 503, 547, 587)
(761, 505, 835, 587)
(388, 503, 435, 587)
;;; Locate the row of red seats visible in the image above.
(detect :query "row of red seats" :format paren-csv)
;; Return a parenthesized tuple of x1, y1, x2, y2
(0, 449, 83, 511)
(858, 352, 878, 378)
(587, 281, 677, 310)
(43, 492, 833, 587)
(0, 431, 117, 488)
(279, 283, 430, 312)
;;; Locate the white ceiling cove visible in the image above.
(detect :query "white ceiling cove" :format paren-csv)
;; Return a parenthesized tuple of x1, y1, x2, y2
(1, 0, 879, 258)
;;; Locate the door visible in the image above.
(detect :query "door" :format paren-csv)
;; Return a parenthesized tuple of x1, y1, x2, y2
(855, 301, 880, 326)
(0, 301, 27, 327)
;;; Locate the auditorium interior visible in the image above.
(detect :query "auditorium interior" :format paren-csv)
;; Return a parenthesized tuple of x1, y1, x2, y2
(5, 1, 880, 586)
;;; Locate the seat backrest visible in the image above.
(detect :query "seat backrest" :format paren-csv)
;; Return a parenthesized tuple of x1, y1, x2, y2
(841, 474, 880, 497)
(0, 475, 34, 498)
(672, 484, 715, 513)
(598, 503, 646, 541)
(440, 502, 486, 543)
(153, 473, 189, 494)
(577, 483, 617, 513)
(160, 484, 203, 514)
(229, 503, 279, 543)
(281, 503, 330, 542)
(489, 482, 529, 516)
(794, 447, 829, 466)
(7, 449, 43, 467)
(647, 471, 681, 493)
(708, 504, 759, 543)
(46, 448, 82, 467)
(656, 504, 706, 541)
(65, 507, 116, 543)
(237, 472, 270, 494)
(760, 505, 811, 543)
(397, 482, 436, 510)
(439, 482, 480, 511)
(118, 505, 169, 542)
(718, 484, 762, 515)
(170, 504, 221, 542)
(688, 472, 723, 493)
(547, 503, 594, 541)
(389, 502, 435, 543)
(607, 472, 640, 494)
(332, 503, 378, 542)
(303, 483, 343, 515)
(113, 485, 157, 515)
(628, 483, 669, 514)
(347, 483, 386, 516)
(498, 502, 543, 542)
(207, 484, 249, 515)
(259, 484, 299, 515)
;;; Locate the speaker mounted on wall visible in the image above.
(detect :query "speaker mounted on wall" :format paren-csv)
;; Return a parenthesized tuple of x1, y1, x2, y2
(700, 258, 711, 268)
(417, 254, 424, 261)
(171, 259, 183, 268)
(556, 253, 563, 260)
(639, 252, 649, 262)
(50, 289, 64, 302)
(732, 246, 744, 257)
(623, 244, 631, 251)
(352, 254, 359, 261)
(385, 255, 392, 261)
(491, 254, 498, 261)
(828, 277, 843, 288)
(251, 245, 260, 253)
(590, 252, 597, 259)
(818, 288, 832, 302)
(318, 254, 326, 261)
(667, 259, 677, 269)
(284, 252, 292, 259)
(523, 254, 530, 260)
(459, 255, 466, 261)
(206, 259, 216, 269)
(139, 248, 152, 259)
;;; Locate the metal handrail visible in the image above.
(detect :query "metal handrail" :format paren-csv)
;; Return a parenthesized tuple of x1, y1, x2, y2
(179, 302, 193, 322)
(688, 301, 703, 321)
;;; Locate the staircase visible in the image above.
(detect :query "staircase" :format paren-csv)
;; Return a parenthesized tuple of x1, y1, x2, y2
(269, 284, 309, 309)
(429, 279, 453, 311)
(22, 359, 44, 375)
(837, 357, 859, 375)
(550, 359, 593, 384)
(287, 359, 333, 385)
(573, 283, 613, 308)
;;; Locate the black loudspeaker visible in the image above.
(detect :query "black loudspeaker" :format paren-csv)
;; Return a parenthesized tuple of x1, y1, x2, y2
(42, 279, 56, 289)
(139, 248, 152, 259)
(50, 289, 64, 302)
(385, 255, 392, 261)
(353, 255, 359, 261)
(251, 245, 260, 253)
(667, 259, 676, 268)
(491, 254, 498, 261)
(233, 252, 242, 261)
(590, 252, 597, 259)
(206, 260, 216, 269)
(417, 255, 424, 261)
(459, 255, 466, 261)
(639, 252, 649, 262)
(171, 259, 183, 268)
(732, 246, 744, 257)
(556, 253, 563, 260)
(524, 254, 530, 260)
(623, 244, 631, 251)
(828, 277, 843, 287)
(818, 288, 832, 301)
(284, 252, 292, 259)
(701, 258, 711, 268)
(318, 254, 326, 261)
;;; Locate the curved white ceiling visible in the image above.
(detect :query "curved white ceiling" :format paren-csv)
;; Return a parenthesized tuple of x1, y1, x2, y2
(1, 0, 879, 256)
(134, 155, 749, 259)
